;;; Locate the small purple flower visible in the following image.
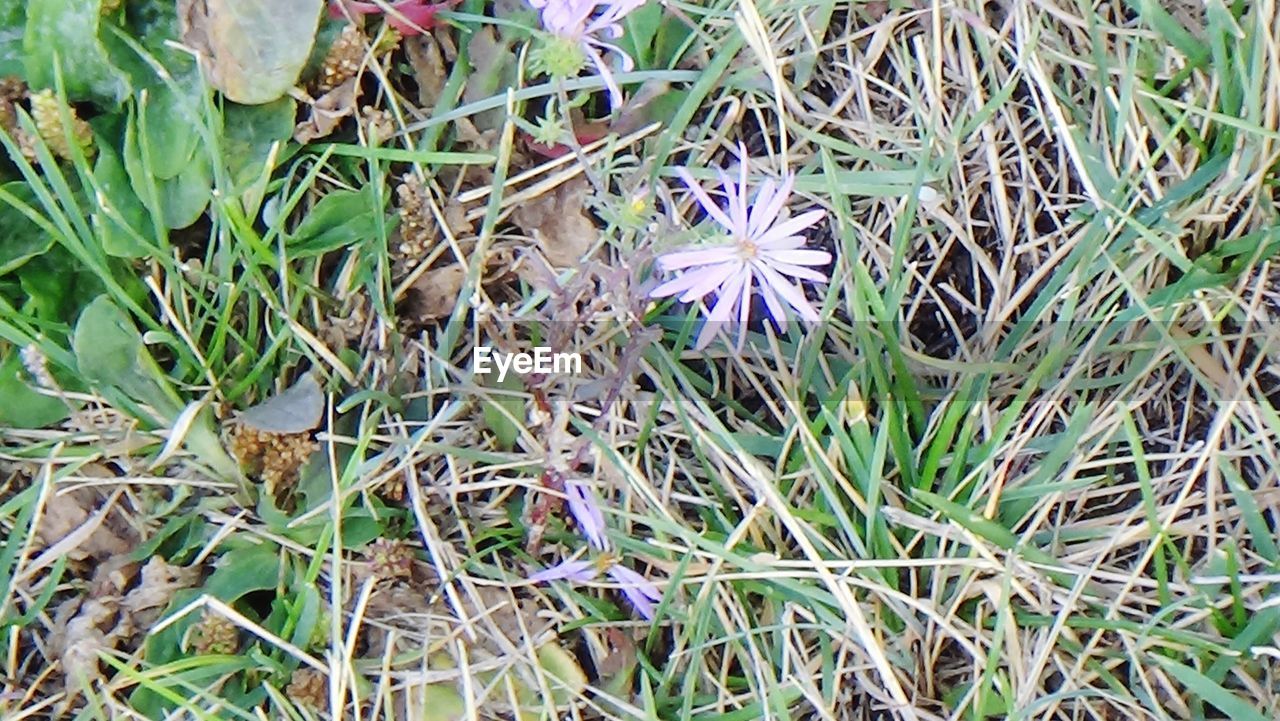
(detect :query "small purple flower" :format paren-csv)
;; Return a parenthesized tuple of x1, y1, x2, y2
(528, 557, 597, 583)
(650, 147, 830, 350)
(528, 0, 647, 109)
(565, 479, 609, 550)
(527, 554, 663, 620)
(605, 562, 662, 620)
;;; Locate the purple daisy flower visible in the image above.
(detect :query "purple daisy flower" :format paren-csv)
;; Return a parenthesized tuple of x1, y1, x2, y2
(564, 479, 608, 550)
(528, 0, 647, 109)
(650, 148, 831, 350)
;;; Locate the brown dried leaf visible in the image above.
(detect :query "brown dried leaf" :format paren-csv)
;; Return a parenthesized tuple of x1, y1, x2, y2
(405, 34, 447, 108)
(36, 488, 134, 562)
(510, 178, 598, 267)
(122, 557, 198, 628)
(404, 265, 466, 320)
(294, 77, 361, 143)
(58, 597, 119, 691)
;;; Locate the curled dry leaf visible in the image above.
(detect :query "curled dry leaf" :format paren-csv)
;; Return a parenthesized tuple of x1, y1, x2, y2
(510, 177, 598, 267)
(294, 77, 361, 143)
(36, 487, 135, 562)
(404, 33, 447, 108)
(51, 556, 196, 701)
(178, 0, 325, 105)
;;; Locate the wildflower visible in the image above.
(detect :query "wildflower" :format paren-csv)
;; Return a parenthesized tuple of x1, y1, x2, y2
(328, 0, 459, 36)
(650, 149, 830, 350)
(564, 479, 608, 550)
(528, 553, 663, 620)
(528, 557, 597, 584)
(527, 0, 647, 109)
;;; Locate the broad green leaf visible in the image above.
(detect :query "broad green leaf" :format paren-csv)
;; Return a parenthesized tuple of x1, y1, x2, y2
(0, 181, 53, 274)
(91, 133, 152, 258)
(223, 97, 296, 189)
(140, 78, 203, 180)
(17, 249, 105, 323)
(158, 151, 213, 229)
(72, 295, 181, 420)
(287, 186, 380, 256)
(182, 0, 324, 105)
(23, 0, 131, 105)
(419, 684, 466, 721)
(0, 350, 68, 428)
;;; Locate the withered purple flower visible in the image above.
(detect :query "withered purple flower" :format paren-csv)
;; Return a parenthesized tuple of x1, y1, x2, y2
(604, 562, 662, 620)
(527, 553, 663, 620)
(565, 479, 608, 550)
(527, 558, 596, 584)
(650, 147, 830, 350)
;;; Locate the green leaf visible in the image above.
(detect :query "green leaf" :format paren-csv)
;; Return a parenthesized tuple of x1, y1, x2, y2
(91, 132, 152, 257)
(480, 372, 523, 452)
(0, 0, 25, 78)
(158, 151, 213, 229)
(23, 0, 131, 105)
(0, 181, 54, 274)
(1150, 656, 1268, 721)
(205, 543, 282, 602)
(189, 0, 324, 105)
(140, 78, 203, 180)
(0, 349, 68, 428)
(287, 186, 379, 256)
(223, 97, 296, 218)
(72, 295, 181, 421)
(17, 249, 104, 323)
(223, 98, 296, 188)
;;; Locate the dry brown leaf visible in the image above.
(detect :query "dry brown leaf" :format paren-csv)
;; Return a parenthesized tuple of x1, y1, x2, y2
(510, 177, 598, 267)
(294, 77, 361, 143)
(405, 34, 447, 108)
(36, 488, 134, 562)
(122, 557, 198, 621)
(57, 597, 118, 691)
(405, 265, 466, 320)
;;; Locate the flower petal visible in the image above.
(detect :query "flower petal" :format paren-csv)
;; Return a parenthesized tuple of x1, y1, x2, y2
(756, 270, 788, 334)
(717, 168, 747, 239)
(756, 234, 807, 251)
(606, 564, 662, 620)
(757, 263, 823, 322)
(654, 245, 738, 272)
(676, 169, 734, 230)
(749, 173, 795, 238)
(528, 558, 597, 584)
(761, 259, 828, 283)
(754, 209, 826, 247)
(584, 45, 624, 109)
(676, 262, 739, 303)
(747, 179, 779, 238)
(695, 267, 748, 349)
(565, 480, 608, 550)
(762, 248, 831, 267)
